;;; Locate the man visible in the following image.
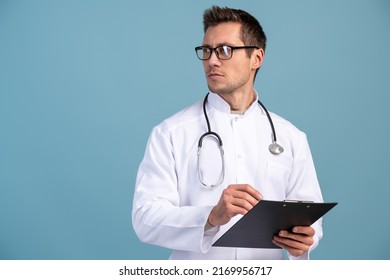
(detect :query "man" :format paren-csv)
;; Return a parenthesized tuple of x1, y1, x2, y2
(132, 6, 324, 260)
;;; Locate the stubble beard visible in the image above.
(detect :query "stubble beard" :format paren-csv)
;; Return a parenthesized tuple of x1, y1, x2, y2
(207, 75, 251, 96)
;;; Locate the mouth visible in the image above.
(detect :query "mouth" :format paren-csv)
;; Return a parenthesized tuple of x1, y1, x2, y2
(207, 72, 224, 79)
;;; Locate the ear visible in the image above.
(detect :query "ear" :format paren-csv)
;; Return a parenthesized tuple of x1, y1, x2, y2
(251, 48, 264, 70)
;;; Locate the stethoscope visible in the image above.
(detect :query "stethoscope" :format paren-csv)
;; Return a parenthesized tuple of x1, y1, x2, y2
(197, 92, 284, 188)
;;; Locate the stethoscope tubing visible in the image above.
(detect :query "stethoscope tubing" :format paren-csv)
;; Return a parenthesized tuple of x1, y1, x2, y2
(197, 92, 284, 188)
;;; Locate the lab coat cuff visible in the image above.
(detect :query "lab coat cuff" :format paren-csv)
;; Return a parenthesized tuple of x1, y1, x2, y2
(288, 251, 309, 260)
(200, 206, 220, 253)
(200, 225, 220, 253)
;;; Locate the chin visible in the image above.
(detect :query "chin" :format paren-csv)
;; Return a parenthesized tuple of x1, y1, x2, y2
(207, 84, 229, 95)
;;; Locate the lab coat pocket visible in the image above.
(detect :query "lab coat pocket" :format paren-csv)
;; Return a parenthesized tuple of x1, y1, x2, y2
(265, 161, 292, 199)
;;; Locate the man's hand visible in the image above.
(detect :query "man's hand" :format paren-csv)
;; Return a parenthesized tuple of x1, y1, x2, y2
(208, 184, 262, 227)
(272, 226, 315, 257)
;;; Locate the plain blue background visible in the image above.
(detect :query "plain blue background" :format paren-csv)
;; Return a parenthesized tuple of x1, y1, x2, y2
(1, 0, 389, 260)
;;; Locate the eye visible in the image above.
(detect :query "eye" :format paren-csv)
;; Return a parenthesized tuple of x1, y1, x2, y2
(196, 47, 212, 60)
(202, 47, 211, 54)
(217, 46, 231, 58)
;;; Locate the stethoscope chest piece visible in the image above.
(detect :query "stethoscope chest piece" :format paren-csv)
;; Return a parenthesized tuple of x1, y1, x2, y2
(269, 142, 284, 155)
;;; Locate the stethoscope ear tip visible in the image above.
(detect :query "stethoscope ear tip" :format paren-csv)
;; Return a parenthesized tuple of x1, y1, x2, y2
(269, 143, 284, 155)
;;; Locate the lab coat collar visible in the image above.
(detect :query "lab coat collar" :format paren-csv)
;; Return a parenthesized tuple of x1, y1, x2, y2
(207, 90, 265, 116)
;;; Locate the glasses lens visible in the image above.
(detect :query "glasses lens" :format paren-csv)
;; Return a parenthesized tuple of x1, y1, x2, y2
(216, 46, 232, 60)
(196, 47, 211, 60)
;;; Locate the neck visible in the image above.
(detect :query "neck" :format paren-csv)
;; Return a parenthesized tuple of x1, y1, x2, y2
(218, 90, 256, 111)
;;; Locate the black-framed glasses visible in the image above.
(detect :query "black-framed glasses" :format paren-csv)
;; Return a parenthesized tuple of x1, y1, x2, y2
(195, 45, 259, 60)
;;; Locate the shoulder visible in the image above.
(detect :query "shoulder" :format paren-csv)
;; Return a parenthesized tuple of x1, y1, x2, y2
(268, 111, 307, 139)
(152, 100, 204, 135)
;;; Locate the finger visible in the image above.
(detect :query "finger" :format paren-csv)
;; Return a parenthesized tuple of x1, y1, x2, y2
(213, 193, 254, 218)
(231, 192, 259, 208)
(274, 235, 307, 249)
(232, 184, 262, 200)
(277, 230, 314, 247)
(230, 204, 251, 216)
(291, 226, 315, 237)
(220, 203, 250, 221)
(272, 238, 305, 257)
(227, 184, 262, 204)
(210, 185, 262, 226)
(222, 187, 258, 209)
(231, 197, 257, 212)
(219, 193, 254, 214)
(209, 202, 249, 226)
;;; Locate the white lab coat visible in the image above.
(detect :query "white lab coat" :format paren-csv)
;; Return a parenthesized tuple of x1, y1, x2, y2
(132, 92, 324, 260)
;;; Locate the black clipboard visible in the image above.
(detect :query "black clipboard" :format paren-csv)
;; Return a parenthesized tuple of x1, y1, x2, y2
(213, 200, 338, 249)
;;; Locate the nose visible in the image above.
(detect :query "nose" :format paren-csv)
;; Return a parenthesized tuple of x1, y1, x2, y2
(207, 50, 221, 67)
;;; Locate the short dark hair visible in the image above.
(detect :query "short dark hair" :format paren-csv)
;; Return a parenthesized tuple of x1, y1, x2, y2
(203, 6, 267, 53)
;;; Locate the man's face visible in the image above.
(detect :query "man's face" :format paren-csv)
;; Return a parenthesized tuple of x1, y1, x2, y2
(201, 22, 262, 96)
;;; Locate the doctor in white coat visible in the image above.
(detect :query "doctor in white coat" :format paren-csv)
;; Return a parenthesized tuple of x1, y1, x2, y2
(132, 6, 324, 260)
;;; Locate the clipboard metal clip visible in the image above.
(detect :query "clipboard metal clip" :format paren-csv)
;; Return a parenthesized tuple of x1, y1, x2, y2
(283, 199, 314, 203)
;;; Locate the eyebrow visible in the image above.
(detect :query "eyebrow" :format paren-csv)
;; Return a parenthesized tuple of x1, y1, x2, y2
(201, 42, 239, 48)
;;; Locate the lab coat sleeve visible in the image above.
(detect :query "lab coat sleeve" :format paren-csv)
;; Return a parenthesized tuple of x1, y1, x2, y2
(132, 126, 217, 253)
(285, 133, 324, 260)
